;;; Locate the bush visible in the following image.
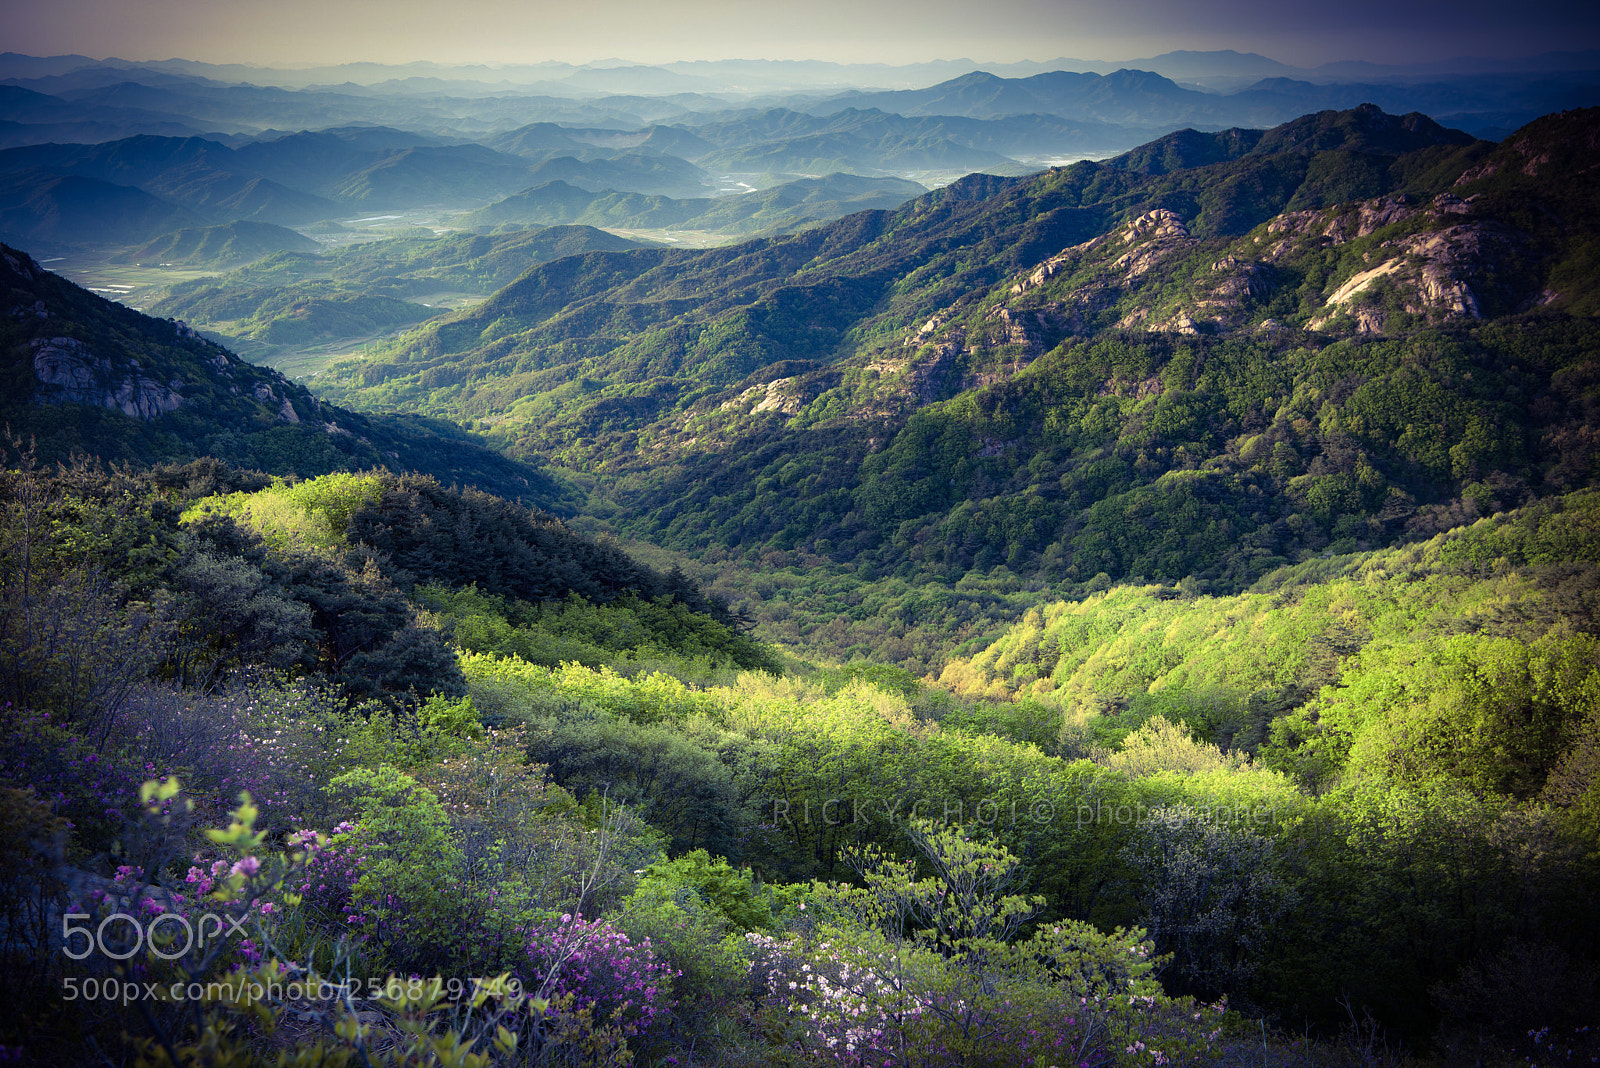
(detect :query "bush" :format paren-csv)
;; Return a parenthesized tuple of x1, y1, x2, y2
(519, 912, 677, 1043)
(322, 765, 468, 972)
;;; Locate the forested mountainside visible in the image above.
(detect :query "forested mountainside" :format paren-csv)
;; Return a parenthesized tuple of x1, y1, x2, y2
(310, 107, 1600, 611)
(0, 242, 574, 507)
(137, 225, 649, 359)
(0, 460, 763, 705)
(3, 461, 1596, 1067)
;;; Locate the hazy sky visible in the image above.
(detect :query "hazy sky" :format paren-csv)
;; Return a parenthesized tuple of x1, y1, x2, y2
(5, 0, 1598, 69)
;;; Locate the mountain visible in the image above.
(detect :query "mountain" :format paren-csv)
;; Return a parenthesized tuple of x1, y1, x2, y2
(803, 67, 1327, 128)
(229, 126, 454, 191)
(0, 242, 571, 507)
(809, 67, 1600, 137)
(329, 143, 535, 205)
(558, 65, 719, 94)
(0, 171, 206, 248)
(681, 107, 1036, 176)
(140, 225, 651, 355)
(816, 69, 1212, 124)
(4, 51, 1594, 159)
(487, 122, 718, 163)
(521, 153, 711, 198)
(484, 122, 610, 160)
(682, 173, 929, 233)
(0, 83, 208, 146)
(114, 220, 319, 267)
(1119, 49, 1304, 89)
(589, 108, 1158, 176)
(1104, 104, 1476, 174)
(190, 175, 337, 224)
(457, 173, 927, 235)
(152, 285, 437, 348)
(309, 106, 1600, 598)
(0, 135, 341, 225)
(0, 117, 206, 151)
(0, 134, 244, 187)
(459, 179, 699, 229)
(233, 224, 648, 293)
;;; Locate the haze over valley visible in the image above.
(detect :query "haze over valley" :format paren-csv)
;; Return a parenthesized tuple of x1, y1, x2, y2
(6, 45, 1597, 370)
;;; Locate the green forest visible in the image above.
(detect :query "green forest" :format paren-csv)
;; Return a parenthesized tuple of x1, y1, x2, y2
(2, 104, 1598, 1068)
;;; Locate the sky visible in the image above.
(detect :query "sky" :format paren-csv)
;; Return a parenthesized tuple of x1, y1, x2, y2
(4, 0, 1599, 70)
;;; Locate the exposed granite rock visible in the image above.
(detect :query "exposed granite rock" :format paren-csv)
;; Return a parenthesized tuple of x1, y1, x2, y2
(31, 336, 185, 419)
(1308, 219, 1504, 330)
(719, 377, 807, 416)
(1, 248, 38, 282)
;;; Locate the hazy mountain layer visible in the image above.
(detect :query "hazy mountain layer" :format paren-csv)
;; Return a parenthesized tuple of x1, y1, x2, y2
(141, 225, 650, 352)
(0, 170, 207, 247)
(114, 220, 318, 267)
(458, 173, 928, 235)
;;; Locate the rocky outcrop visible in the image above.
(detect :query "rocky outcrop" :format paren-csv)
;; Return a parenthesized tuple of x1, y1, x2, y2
(1307, 219, 1508, 331)
(995, 189, 1529, 341)
(1, 247, 39, 282)
(1109, 210, 1195, 285)
(997, 209, 1204, 337)
(719, 376, 807, 416)
(31, 337, 185, 419)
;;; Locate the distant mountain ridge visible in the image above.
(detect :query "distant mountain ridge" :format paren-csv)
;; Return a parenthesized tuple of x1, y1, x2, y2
(8, 49, 1597, 93)
(114, 220, 318, 267)
(459, 173, 927, 235)
(3, 48, 1595, 257)
(805, 68, 1600, 135)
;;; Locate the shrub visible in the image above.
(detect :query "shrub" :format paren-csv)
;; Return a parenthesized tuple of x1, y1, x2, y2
(520, 912, 677, 1042)
(322, 765, 467, 972)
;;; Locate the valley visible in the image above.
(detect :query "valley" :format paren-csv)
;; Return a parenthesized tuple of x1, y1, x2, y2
(2, 42, 1600, 1068)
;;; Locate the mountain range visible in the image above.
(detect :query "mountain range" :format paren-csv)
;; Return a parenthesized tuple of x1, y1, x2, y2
(1, 46, 1596, 264)
(294, 105, 1600, 600)
(3, 103, 1598, 608)
(4, 49, 1600, 1066)
(456, 174, 928, 235)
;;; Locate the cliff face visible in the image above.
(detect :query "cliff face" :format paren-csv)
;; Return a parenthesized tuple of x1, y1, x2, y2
(30, 334, 187, 419)
(3, 242, 317, 427)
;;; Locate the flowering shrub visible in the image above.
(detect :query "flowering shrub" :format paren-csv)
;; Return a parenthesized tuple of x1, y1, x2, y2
(748, 928, 931, 1064)
(0, 704, 146, 852)
(321, 765, 467, 971)
(746, 821, 1228, 1068)
(286, 822, 365, 924)
(112, 679, 372, 826)
(521, 912, 677, 1040)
